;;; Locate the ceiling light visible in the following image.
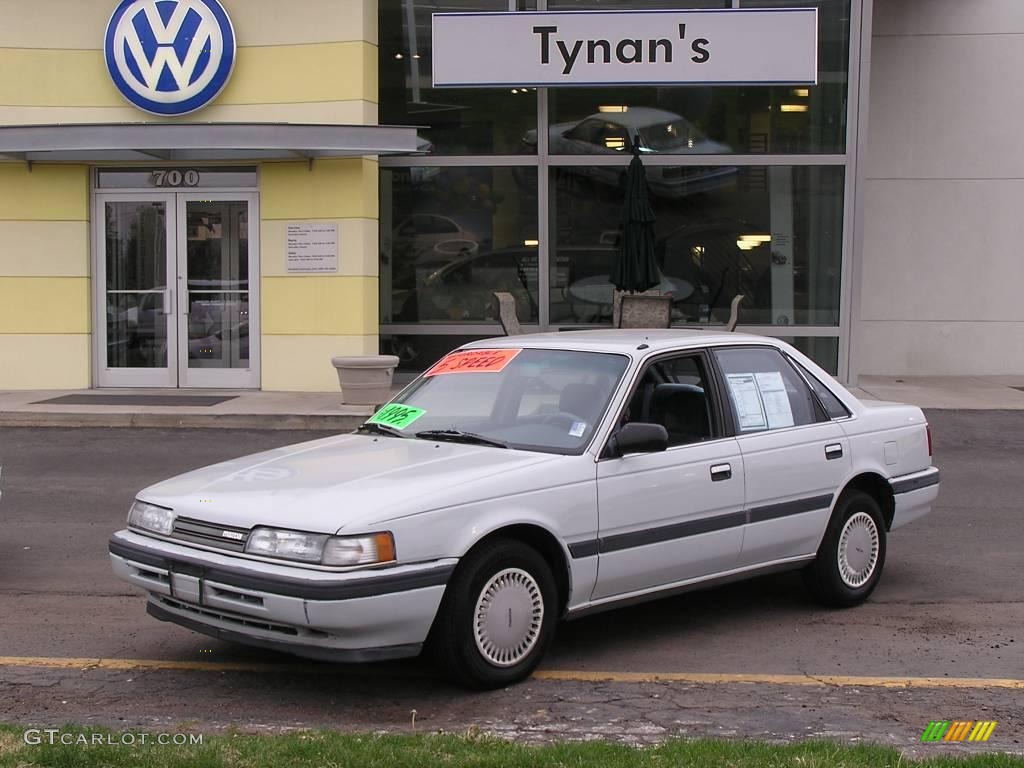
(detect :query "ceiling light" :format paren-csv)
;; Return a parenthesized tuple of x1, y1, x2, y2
(598, 105, 628, 113)
(792, 88, 809, 97)
(523, 239, 539, 247)
(739, 234, 771, 243)
(780, 104, 808, 113)
(394, 53, 404, 60)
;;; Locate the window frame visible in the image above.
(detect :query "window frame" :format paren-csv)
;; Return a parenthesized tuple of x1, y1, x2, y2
(599, 347, 728, 459)
(786, 354, 853, 421)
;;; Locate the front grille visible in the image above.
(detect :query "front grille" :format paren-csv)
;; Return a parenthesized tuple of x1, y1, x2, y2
(171, 516, 250, 552)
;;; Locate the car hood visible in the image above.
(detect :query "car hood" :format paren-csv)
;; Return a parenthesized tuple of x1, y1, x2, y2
(138, 434, 560, 534)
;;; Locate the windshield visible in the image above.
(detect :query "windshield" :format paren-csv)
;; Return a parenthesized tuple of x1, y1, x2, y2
(638, 121, 707, 152)
(363, 348, 629, 454)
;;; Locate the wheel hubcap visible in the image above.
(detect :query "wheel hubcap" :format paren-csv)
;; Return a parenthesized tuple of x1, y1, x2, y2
(473, 568, 544, 667)
(837, 511, 880, 588)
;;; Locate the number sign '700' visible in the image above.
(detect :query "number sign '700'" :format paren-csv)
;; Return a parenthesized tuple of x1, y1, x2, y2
(152, 170, 201, 188)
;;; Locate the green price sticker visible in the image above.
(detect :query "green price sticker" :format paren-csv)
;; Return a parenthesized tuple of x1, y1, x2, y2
(367, 403, 426, 430)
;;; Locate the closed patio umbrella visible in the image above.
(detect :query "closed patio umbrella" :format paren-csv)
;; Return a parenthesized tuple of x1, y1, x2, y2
(610, 136, 660, 294)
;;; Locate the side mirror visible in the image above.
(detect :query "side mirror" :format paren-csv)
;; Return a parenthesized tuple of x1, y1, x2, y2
(609, 422, 669, 457)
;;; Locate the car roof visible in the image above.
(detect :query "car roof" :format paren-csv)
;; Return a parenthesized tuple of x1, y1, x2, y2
(592, 107, 687, 129)
(463, 329, 779, 355)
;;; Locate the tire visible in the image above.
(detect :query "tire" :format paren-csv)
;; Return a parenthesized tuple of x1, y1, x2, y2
(803, 490, 887, 608)
(430, 539, 558, 689)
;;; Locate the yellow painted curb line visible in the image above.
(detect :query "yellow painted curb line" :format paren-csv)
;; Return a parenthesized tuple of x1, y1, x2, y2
(533, 670, 1024, 690)
(0, 656, 1022, 689)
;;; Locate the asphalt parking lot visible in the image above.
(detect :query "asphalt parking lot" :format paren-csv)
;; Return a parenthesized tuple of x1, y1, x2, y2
(0, 413, 1021, 753)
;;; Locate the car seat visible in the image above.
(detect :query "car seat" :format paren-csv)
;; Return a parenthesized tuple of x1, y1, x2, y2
(647, 383, 711, 445)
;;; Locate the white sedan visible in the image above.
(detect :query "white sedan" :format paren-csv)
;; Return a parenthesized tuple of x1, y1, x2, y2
(109, 331, 939, 688)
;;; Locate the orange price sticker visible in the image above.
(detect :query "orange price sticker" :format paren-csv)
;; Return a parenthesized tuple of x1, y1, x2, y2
(424, 348, 522, 377)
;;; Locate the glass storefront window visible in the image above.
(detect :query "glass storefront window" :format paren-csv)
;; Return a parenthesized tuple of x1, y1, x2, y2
(780, 336, 840, 375)
(549, 165, 844, 327)
(547, 1, 850, 155)
(380, 0, 856, 378)
(381, 167, 540, 325)
(382, 333, 496, 375)
(379, 0, 538, 155)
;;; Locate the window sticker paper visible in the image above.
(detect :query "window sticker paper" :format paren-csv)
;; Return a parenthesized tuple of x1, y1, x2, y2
(569, 421, 587, 438)
(366, 403, 426, 430)
(725, 373, 768, 431)
(755, 371, 795, 429)
(424, 348, 522, 377)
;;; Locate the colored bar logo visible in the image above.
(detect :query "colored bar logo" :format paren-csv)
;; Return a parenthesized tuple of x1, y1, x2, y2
(920, 721, 997, 743)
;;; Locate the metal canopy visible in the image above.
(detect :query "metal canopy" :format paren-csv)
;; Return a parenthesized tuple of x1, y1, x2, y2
(0, 123, 421, 163)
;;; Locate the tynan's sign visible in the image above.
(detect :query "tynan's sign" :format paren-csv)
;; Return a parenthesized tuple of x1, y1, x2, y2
(433, 8, 817, 88)
(105, 0, 237, 116)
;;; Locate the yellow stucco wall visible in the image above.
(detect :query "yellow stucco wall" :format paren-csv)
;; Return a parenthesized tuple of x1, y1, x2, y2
(260, 159, 380, 391)
(0, 164, 91, 389)
(0, 0, 381, 392)
(0, 0, 378, 126)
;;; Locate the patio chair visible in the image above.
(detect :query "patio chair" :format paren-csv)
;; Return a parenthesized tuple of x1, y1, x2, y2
(493, 291, 523, 335)
(725, 294, 745, 332)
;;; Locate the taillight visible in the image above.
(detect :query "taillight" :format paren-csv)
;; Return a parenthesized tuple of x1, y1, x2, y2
(926, 425, 933, 456)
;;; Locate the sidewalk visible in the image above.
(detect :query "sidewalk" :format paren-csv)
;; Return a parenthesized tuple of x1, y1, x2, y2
(1, 376, 1023, 430)
(0, 389, 380, 430)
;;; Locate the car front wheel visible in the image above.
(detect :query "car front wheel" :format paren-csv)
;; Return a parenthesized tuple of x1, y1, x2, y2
(803, 490, 887, 607)
(430, 539, 557, 689)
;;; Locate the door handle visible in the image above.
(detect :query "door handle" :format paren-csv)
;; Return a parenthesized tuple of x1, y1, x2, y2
(161, 288, 173, 315)
(825, 443, 844, 460)
(710, 463, 732, 481)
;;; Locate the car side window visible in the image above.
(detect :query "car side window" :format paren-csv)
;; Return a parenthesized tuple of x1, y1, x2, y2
(565, 118, 603, 144)
(791, 359, 852, 420)
(713, 347, 822, 433)
(624, 355, 716, 447)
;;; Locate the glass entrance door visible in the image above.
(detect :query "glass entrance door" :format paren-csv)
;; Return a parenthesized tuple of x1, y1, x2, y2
(95, 192, 259, 388)
(176, 194, 259, 388)
(98, 195, 178, 387)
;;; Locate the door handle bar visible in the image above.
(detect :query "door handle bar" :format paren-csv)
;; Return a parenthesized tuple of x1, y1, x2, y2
(710, 463, 732, 481)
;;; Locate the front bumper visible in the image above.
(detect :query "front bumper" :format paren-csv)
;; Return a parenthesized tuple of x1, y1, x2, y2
(109, 529, 455, 662)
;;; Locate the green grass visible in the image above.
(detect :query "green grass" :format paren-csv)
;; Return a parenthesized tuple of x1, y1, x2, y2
(1, 724, 1021, 768)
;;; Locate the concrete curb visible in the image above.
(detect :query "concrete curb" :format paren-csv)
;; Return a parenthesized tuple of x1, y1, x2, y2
(0, 412, 366, 431)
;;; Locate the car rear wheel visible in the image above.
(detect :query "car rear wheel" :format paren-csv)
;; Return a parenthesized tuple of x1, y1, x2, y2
(430, 538, 557, 689)
(803, 490, 887, 607)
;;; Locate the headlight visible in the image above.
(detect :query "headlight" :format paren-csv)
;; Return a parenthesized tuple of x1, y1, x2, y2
(128, 500, 175, 535)
(245, 528, 327, 563)
(245, 527, 396, 566)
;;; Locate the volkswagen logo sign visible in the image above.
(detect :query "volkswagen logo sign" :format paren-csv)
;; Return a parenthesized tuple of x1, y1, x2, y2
(104, 0, 237, 116)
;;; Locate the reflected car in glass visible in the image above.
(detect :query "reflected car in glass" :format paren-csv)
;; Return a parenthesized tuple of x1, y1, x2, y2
(109, 331, 938, 689)
(525, 107, 737, 197)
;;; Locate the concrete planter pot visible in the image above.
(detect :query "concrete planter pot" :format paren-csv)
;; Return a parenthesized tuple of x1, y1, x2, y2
(330, 355, 400, 405)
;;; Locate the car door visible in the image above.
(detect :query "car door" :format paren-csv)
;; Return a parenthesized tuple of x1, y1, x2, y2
(711, 346, 851, 568)
(593, 351, 745, 601)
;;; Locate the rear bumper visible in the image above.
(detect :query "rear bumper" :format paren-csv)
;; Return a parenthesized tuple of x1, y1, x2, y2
(888, 467, 940, 530)
(109, 529, 454, 661)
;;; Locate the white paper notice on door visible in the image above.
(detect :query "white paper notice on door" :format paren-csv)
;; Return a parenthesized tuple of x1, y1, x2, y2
(725, 373, 768, 432)
(754, 371, 795, 429)
(286, 222, 338, 273)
